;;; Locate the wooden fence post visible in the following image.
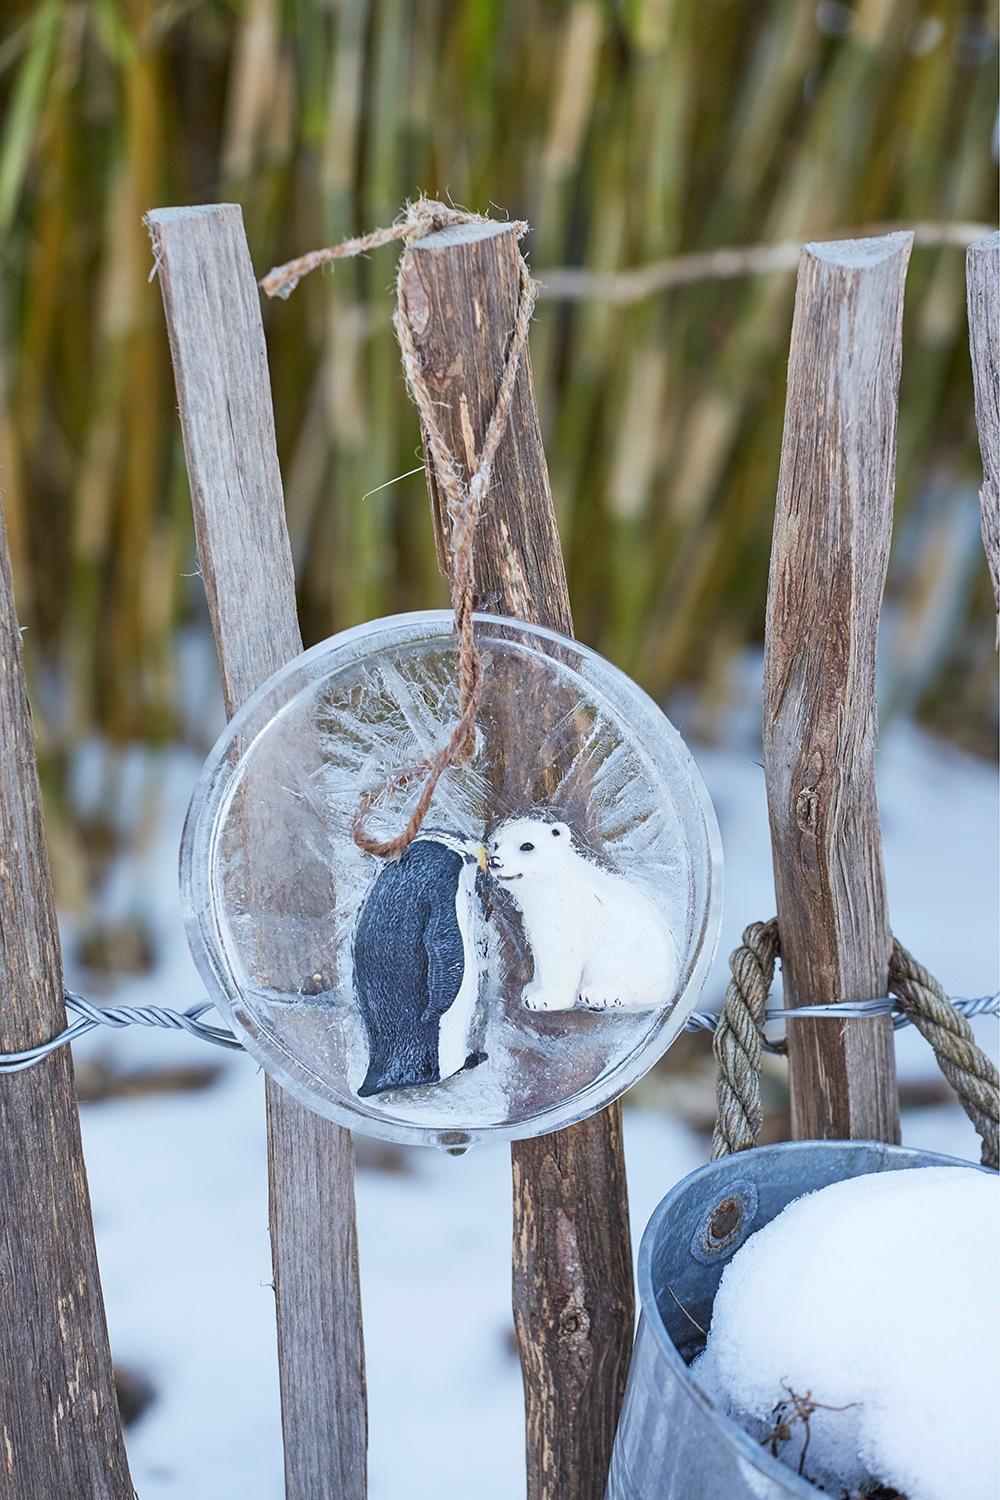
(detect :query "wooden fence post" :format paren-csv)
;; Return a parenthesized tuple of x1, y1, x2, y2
(0, 515, 133, 1498)
(764, 233, 912, 1143)
(146, 204, 367, 1500)
(966, 232, 999, 626)
(399, 220, 633, 1500)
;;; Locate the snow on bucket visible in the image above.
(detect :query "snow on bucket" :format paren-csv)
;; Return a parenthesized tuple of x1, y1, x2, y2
(606, 1140, 996, 1500)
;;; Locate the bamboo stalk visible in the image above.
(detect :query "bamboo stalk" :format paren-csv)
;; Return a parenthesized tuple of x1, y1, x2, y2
(536, 222, 994, 303)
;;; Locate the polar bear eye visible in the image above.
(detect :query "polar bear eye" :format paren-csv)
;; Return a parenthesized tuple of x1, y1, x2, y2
(519, 842, 535, 852)
(551, 827, 560, 836)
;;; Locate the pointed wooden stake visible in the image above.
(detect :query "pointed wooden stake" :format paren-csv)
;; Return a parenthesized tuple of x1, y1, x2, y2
(764, 232, 911, 1143)
(0, 512, 133, 1499)
(147, 203, 367, 1500)
(966, 231, 999, 632)
(401, 219, 633, 1500)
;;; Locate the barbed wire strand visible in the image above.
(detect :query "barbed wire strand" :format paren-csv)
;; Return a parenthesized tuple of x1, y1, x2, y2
(1, 976, 993, 1089)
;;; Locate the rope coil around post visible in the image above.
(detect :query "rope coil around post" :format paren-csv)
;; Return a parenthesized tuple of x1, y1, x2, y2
(712, 921, 1000, 1170)
(711, 920, 779, 1160)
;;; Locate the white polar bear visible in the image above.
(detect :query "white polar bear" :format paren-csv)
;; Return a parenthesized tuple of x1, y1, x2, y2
(486, 817, 678, 1012)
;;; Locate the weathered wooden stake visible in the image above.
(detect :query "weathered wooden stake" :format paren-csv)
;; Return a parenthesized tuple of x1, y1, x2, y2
(400, 220, 633, 1500)
(0, 516, 133, 1499)
(966, 231, 999, 630)
(147, 204, 367, 1500)
(764, 233, 912, 1143)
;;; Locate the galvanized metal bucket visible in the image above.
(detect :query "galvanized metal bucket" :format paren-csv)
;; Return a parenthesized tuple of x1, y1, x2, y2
(606, 1139, 985, 1499)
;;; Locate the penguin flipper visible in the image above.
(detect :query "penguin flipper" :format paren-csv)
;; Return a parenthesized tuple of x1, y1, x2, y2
(420, 899, 466, 1025)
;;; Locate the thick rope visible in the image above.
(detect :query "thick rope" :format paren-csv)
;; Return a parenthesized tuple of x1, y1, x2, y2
(889, 938, 999, 1170)
(262, 199, 536, 859)
(711, 920, 780, 1159)
(712, 921, 1000, 1167)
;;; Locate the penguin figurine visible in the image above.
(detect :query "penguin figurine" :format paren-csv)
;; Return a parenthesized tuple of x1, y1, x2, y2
(352, 830, 488, 1097)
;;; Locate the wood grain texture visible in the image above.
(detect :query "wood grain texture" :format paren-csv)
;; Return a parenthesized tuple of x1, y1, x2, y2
(147, 203, 367, 1500)
(0, 516, 133, 1500)
(405, 220, 574, 625)
(966, 232, 999, 630)
(401, 221, 633, 1500)
(764, 233, 911, 1144)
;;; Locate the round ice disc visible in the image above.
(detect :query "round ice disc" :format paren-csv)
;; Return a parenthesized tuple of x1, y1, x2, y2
(181, 610, 723, 1148)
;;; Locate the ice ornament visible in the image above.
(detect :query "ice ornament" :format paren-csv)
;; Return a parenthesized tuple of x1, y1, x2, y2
(181, 610, 722, 1147)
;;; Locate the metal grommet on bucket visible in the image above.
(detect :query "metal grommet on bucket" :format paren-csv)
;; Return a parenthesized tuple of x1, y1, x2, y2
(689, 1179, 758, 1265)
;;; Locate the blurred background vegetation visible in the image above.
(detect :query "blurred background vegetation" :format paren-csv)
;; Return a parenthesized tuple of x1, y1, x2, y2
(0, 0, 997, 951)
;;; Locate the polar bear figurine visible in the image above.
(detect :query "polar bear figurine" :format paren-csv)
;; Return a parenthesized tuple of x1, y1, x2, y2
(486, 817, 678, 1012)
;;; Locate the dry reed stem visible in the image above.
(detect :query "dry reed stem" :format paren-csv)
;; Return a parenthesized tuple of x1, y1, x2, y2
(0, 0, 994, 898)
(537, 222, 995, 303)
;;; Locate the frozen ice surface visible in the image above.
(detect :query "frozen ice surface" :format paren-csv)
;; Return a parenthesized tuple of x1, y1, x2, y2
(191, 619, 714, 1136)
(693, 1167, 1000, 1500)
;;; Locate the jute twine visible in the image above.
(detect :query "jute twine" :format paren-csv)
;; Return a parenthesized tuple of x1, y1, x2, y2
(262, 200, 536, 858)
(712, 919, 1000, 1169)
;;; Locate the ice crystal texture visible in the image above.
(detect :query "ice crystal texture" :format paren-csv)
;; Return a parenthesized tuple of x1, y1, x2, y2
(187, 616, 719, 1141)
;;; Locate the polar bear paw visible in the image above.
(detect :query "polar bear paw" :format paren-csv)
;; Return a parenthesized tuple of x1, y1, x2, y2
(523, 984, 576, 1012)
(579, 991, 625, 1010)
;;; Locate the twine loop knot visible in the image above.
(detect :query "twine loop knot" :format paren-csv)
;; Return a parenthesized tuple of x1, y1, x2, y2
(262, 199, 536, 858)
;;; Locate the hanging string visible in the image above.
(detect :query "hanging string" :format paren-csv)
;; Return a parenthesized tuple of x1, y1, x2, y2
(260, 199, 476, 298)
(262, 200, 536, 859)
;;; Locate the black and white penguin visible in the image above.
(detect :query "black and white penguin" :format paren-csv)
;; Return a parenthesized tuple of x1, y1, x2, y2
(352, 830, 487, 1097)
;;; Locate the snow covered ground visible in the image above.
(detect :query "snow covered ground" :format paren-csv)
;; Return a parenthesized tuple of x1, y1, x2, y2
(69, 718, 998, 1499)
